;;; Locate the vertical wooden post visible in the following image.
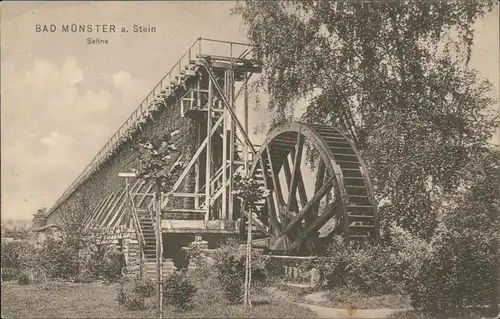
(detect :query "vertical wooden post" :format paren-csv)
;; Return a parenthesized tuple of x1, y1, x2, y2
(194, 125, 200, 209)
(222, 71, 228, 221)
(205, 72, 212, 221)
(228, 69, 235, 223)
(243, 72, 249, 176)
(244, 204, 252, 310)
(139, 238, 143, 280)
(155, 182, 163, 319)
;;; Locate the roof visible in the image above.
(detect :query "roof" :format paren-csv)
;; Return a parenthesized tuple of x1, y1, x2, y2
(31, 224, 61, 232)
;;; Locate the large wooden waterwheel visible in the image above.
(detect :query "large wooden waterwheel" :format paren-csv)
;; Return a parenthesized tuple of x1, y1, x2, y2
(248, 122, 379, 255)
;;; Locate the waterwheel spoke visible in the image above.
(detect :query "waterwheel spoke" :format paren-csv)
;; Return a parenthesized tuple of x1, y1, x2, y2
(287, 199, 341, 252)
(259, 152, 282, 235)
(282, 176, 334, 234)
(286, 134, 304, 212)
(266, 146, 285, 206)
(308, 159, 325, 224)
(282, 158, 297, 218)
(289, 147, 309, 212)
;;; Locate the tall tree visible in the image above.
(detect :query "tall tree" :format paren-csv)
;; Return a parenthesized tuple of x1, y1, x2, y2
(235, 0, 498, 238)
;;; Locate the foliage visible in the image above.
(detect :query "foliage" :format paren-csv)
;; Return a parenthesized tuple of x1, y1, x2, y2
(6, 240, 50, 285)
(232, 171, 270, 212)
(163, 271, 197, 310)
(403, 149, 500, 313)
(77, 234, 121, 283)
(1, 240, 27, 281)
(2, 228, 30, 240)
(134, 129, 184, 192)
(116, 279, 147, 310)
(316, 235, 409, 295)
(40, 236, 80, 279)
(235, 2, 499, 313)
(212, 238, 268, 304)
(16, 271, 31, 285)
(234, 0, 498, 239)
(133, 277, 155, 298)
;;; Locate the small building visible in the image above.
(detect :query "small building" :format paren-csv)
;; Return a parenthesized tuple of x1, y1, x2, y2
(30, 224, 62, 243)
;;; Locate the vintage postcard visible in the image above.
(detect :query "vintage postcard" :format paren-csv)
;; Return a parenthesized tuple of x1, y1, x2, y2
(1, 1, 499, 318)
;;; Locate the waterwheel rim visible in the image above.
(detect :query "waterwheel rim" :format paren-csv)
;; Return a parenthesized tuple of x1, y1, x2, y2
(248, 122, 379, 255)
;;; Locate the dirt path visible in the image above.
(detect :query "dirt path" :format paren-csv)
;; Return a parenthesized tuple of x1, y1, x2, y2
(295, 303, 407, 319)
(266, 286, 410, 318)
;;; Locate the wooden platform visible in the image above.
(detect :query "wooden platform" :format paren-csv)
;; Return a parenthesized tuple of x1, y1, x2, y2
(160, 219, 239, 234)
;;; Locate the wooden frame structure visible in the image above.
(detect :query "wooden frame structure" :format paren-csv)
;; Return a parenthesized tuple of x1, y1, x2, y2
(47, 38, 379, 257)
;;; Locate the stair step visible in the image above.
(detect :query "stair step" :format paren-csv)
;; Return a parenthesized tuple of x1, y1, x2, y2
(348, 214, 374, 221)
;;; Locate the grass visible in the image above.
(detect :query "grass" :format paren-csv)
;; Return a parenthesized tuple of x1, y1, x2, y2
(386, 309, 499, 319)
(320, 287, 411, 309)
(0, 280, 316, 318)
(273, 283, 411, 309)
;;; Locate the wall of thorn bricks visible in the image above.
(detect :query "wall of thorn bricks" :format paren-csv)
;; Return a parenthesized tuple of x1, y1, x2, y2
(46, 101, 198, 225)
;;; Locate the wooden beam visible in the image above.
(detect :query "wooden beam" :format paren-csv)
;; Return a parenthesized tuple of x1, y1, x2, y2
(92, 192, 118, 227)
(228, 69, 235, 224)
(310, 159, 326, 224)
(137, 183, 154, 207)
(287, 133, 304, 212)
(222, 70, 228, 221)
(205, 73, 213, 221)
(287, 200, 341, 252)
(161, 114, 224, 208)
(86, 196, 109, 226)
(266, 146, 285, 206)
(282, 156, 298, 216)
(107, 179, 142, 227)
(84, 199, 104, 226)
(242, 210, 270, 236)
(259, 156, 282, 236)
(200, 59, 256, 157)
(101, 188, 127, 227)
(282, 178, 334, 234)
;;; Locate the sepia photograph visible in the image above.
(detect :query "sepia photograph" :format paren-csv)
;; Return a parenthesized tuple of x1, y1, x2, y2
(1, 1, 499, 318)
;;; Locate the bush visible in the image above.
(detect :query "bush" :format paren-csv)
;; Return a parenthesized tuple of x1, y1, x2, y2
(163, 271, 197, 310)
(133, 277, 155, 298)
(212, 238, 269, 304)
(16, 272, 30, 285)
(78, 238, 124, 283)
(98, 250, 124, 283)
(116, 279, 146, 310)
(316, 235, 404, 294)
(403, 221, 498, 313)
(41, 236, 79, 280)
(1, 240, 27, 281)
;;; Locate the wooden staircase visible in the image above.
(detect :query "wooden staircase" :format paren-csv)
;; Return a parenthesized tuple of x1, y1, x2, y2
(143, 260, 176, 280)
(135, 208, 177, 279)
(137, 209, 157, 259)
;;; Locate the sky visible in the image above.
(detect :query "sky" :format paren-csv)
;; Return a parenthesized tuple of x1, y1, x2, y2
(1, 2, 498, 221)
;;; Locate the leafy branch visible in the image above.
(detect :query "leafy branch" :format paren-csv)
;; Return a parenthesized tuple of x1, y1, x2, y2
(133, 129, 185, 192)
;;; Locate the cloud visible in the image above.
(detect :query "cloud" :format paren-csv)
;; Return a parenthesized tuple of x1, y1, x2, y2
(1, 56, 149, 219)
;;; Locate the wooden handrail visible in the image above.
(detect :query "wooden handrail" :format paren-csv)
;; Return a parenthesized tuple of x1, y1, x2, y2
(128, 191, 146, 247)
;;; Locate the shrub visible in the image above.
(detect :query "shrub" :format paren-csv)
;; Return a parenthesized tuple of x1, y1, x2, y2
(133, 277, 155, 298)
(116, 279, 146, 310)
(316, 236, 403, 294)
(403, 220, 498, 313)
(117, 285, 127, 305)
(163, 271, 197, 310)
(123, 291, 146, 310)
(98, 250, 124, 283)
(16, 271, 30, 285)
(1, 240, 27, 281)
(41, 236, 79, 280)
(212, 238, 269, 304)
